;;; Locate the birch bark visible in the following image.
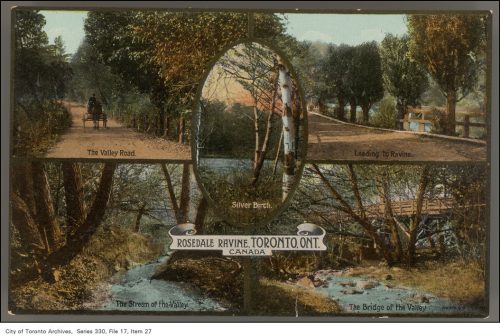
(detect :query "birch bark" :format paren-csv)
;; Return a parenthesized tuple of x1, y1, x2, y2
(278, 57, 296, 200)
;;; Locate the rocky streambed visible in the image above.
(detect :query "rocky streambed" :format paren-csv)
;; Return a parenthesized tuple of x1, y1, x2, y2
(293, 268, 483, 316)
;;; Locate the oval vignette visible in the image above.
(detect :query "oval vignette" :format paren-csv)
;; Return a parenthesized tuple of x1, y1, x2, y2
(192, 41, 307, 228)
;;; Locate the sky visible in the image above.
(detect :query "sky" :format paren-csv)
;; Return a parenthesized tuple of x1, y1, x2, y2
(284, 13, 408, 45)
(40, 10, 87, 55)
(38, 11, 408, 55)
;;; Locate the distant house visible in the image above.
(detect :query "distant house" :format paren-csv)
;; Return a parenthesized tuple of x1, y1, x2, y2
(403, 106, 443, 133)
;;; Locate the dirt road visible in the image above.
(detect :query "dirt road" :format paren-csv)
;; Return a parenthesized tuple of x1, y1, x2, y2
(307, 113, 487, 162)
(45, 103, 191, 161)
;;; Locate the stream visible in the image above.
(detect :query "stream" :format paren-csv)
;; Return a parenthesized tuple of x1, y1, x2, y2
(99, 255, 225, 312)
(96, 256, 482, 315)
(312, 269, 483, 315)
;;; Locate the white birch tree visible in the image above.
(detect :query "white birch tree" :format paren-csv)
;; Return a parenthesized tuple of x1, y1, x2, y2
(278, 56, 297, 200)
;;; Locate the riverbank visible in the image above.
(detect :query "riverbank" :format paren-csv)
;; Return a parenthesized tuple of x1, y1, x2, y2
(152, 252, 485, 316)
(337, 260, 486, 309)
(152, 251, 340, 315)
(10, 227, 161, 311)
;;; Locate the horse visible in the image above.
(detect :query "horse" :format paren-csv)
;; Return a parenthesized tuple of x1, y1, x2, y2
(90, 102, 107, 129)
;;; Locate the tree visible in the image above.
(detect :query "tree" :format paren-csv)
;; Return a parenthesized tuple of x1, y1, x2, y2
(407, 14, 487, 135)
(350, 42, 384, 124)
(13, 10, 73, 155)
(278, 56, 298, 199)
(84, 11, 285, 143)
(11, 162, 117, 284)
(290, 41, 329, 112)
(324, 44, 354, 120)
(84, 11, 171, 137)
(14, 11, 73, 103)
(380, 34, 428, 129)
(294, 164, 445, 266)
(214, 43, 281, 186)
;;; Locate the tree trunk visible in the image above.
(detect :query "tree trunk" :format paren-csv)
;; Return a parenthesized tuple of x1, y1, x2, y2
(179, 163, 191, 222)
(376, 172, 403, 262)
(336, 96, 345, 120)
(396, 99, 405, 130)
(445, 91, 457, 135)
(178, 115, 185, 144)
(11, 192, 45, 254)
(134, 203, 146, 233)
(272, 130, 283, 175)
(349, 98, 356, 123)
(161, 164, 182, 224)
(47, 163, 116, 267)
(361, 103, 370, 124)
(31, 161, 62, 253)
(253, 101, 260, 170)
(62, 162, 85, 233)
(11, 162, 47, 253)
(318, 98, 326, 114)
(252, 71, 279, 186)
(11, 161, 36, 214)
(407, 165, 430, 265)
(278, 57, 296, 200)
(158, 105, 165, 137)
(312, 164, 393, 265)
(194, 197, 208, 233)
(164, 113, 171, 138)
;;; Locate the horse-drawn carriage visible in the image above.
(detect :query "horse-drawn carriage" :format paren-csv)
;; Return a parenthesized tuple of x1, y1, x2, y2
(83, 101, 107, 129)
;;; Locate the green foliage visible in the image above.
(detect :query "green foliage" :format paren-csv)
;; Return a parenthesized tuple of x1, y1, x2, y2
(283, 40, 329, 106)
(421, 77, 447, 106)
(324, 44, 355, 116)
(371, 96, 397, 129)
(13, 100, 71, 156)
(14, 9, 48, 49)
(300, 40, 384, 122)
(198, 100, 255, 156)
(14, 11, 73, 103)
(83, 11, 286, 140)
(380, 34, 428, 105)
(380, 34, 428, 128)
(350, 42, 384, 118)
(13, 10, 73, 155)
(198, 162, 282, 225)
(407, 14, 487, 100)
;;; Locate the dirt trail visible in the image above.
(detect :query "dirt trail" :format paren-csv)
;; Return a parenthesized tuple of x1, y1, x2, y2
(307, 113, 487, 162)
(45, 103, 191, 160)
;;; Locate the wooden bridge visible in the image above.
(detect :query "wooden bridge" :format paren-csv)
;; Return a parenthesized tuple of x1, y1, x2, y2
(332, 198, 486, 222)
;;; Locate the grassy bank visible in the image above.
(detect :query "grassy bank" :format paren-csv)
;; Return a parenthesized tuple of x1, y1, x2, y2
(343, 260, 486, 309)
(13, 100, 72, 156)
(153, 251, 340, 315)
(10, 226, 162, 311)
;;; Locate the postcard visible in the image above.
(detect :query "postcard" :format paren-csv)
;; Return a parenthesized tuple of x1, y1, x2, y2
(6, 7, 493, 320)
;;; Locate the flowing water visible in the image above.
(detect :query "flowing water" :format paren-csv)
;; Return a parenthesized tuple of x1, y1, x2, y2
(100, 255, 225, 312)
(312, 271, 484, 316)
(96, 256, 482, 315)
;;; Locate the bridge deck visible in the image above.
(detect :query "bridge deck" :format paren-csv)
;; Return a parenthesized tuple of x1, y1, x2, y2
(330, 198, 486, 222)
